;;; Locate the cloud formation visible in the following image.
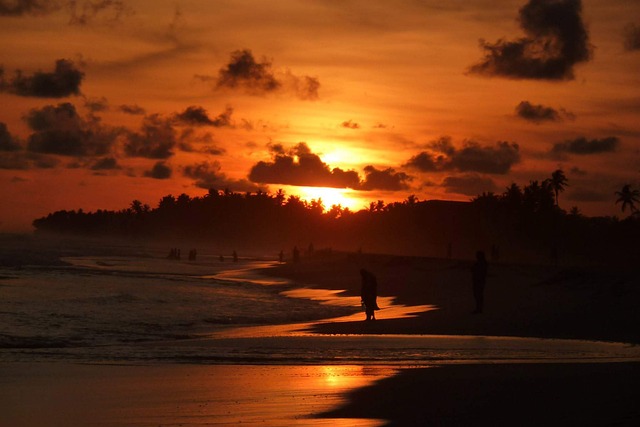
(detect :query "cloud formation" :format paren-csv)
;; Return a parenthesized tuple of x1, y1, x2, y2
(469, 0, 592, 80)
(0, 0, 57, 16)
(515, 100, 574, 123)
(123, 114, 177, 159)
(212, 49, 319, 100)
(24, 103, 118, 156)
(184, 160, 260, 192)
(144, 161, 172, 179)
(623, 23, 640, 51)
(359, 165, 412, 191)
(550, 136, 620, 156)
(1, 59, 84, 98)
(341, 120, 360, 129)
(405, 137, 521, 175)
(249, 142, 360, 188)
(174, 106, 233, 127)
(0, 1, 130, 25)
(119, 104, 146, 115)
(0, 122, 21, 151)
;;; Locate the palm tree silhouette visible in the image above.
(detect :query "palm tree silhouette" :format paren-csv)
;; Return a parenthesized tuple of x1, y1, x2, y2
(615, 184, 640, 215)
(550, 169, 568, 207)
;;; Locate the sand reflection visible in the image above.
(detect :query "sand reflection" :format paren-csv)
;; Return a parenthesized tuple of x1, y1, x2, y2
(282, 287, 435, 322)
(0, 363, 393, 426)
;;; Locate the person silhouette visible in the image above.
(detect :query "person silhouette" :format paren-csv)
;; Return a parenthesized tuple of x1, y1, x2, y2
(360, 269, 380, 321)
(232, 250, 238, 263)
(292, 246, 300, 263)
(471, 250, 488, 314)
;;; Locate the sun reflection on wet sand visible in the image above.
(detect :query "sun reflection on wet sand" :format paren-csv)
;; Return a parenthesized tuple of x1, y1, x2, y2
(0, 363, 393, 427)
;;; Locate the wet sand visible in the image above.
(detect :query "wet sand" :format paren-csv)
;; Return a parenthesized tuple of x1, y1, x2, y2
(0, 363, 393, 426)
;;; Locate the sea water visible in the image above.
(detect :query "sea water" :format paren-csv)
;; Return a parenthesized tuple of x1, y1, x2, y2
(1, 251, 639, 365)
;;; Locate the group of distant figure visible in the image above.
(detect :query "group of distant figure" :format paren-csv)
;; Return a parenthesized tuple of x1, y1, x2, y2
(166, 248, 238, 262)
(218, 251, 238, 263)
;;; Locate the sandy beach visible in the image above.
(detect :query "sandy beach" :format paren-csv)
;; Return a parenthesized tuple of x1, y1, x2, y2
(2, 237, 640, 426)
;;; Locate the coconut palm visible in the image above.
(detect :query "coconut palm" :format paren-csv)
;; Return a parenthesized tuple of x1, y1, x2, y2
(615, 184, 640, 214)
(550, 169, 568, 207)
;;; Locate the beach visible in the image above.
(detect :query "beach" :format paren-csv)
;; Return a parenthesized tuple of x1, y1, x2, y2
(1, 235, 639, 426)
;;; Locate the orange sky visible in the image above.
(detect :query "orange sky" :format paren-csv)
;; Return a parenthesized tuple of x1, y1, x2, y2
(1, 0, 639, 231)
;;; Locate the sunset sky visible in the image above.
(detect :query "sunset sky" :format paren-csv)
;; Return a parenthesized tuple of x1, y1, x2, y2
(1, 0, 639, 231)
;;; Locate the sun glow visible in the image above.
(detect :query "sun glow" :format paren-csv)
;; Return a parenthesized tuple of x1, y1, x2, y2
(287, 186, 364, 211)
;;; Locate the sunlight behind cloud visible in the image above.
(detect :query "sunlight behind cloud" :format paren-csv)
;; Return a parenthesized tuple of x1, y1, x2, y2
(287, 186, 362, 211)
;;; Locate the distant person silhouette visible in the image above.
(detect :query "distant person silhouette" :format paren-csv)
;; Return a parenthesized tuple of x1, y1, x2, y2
(471, 250, 488, 314)
(292, 246, 300, 263)
(360, 269, 380, 321)
(232, 250, 238, 263)
(219, 255, 224, 262)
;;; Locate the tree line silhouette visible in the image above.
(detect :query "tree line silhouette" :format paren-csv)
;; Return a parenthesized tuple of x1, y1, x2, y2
(32, 171, 639, 266)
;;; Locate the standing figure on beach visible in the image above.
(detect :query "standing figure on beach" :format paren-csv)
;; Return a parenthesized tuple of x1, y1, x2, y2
(360, 269, 380, 321)
(292, 246, 300, 264)
(471, 250, 488, 314)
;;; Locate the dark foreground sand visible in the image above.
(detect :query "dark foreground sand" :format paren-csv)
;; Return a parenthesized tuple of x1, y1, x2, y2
(260, 252, 640, 344)
(319, 362, 640, 426)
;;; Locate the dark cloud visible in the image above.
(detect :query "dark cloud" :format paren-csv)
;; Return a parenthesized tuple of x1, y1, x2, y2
(67, 0, 129, 26)
(359, 166, 412, 191)
(213, 49, 319, 100)
(174, 105, 233, 127)
(183, 161, 223, 188)
(0, 1, 130, 24)
(0, 151, 59, 170)
(515, 100, 574, 123)
(90, 157, 119, 170)
(176, 129, 226, 155)
(442, 174, 498, 196)
(623, 23, 640, 51)
(123, 114, 177, 159)
(451, 141, 520, 174)
(24, 103, 118, 156)
(469, 0, 592, 80)
(144, 161, 172, 179)
(405, 137, 520, 175)
(0, 0, 58, 16)
(84, 96, 109, 113)
(216, 49, 281, 94)
(551, 136, 620, 156)
(404, 151, 442, 172)
(184, 160, 261, 192)
(0, 122, 21, 151)
(118, 104, 146, 115)
(290, 74, 320, 101)
(341, 120, 360, 129)
(248, 142, 360, 188)
(1, 59, 84, 98)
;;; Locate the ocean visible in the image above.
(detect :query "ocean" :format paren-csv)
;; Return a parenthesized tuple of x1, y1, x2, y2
(1, 244, 639, 366)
